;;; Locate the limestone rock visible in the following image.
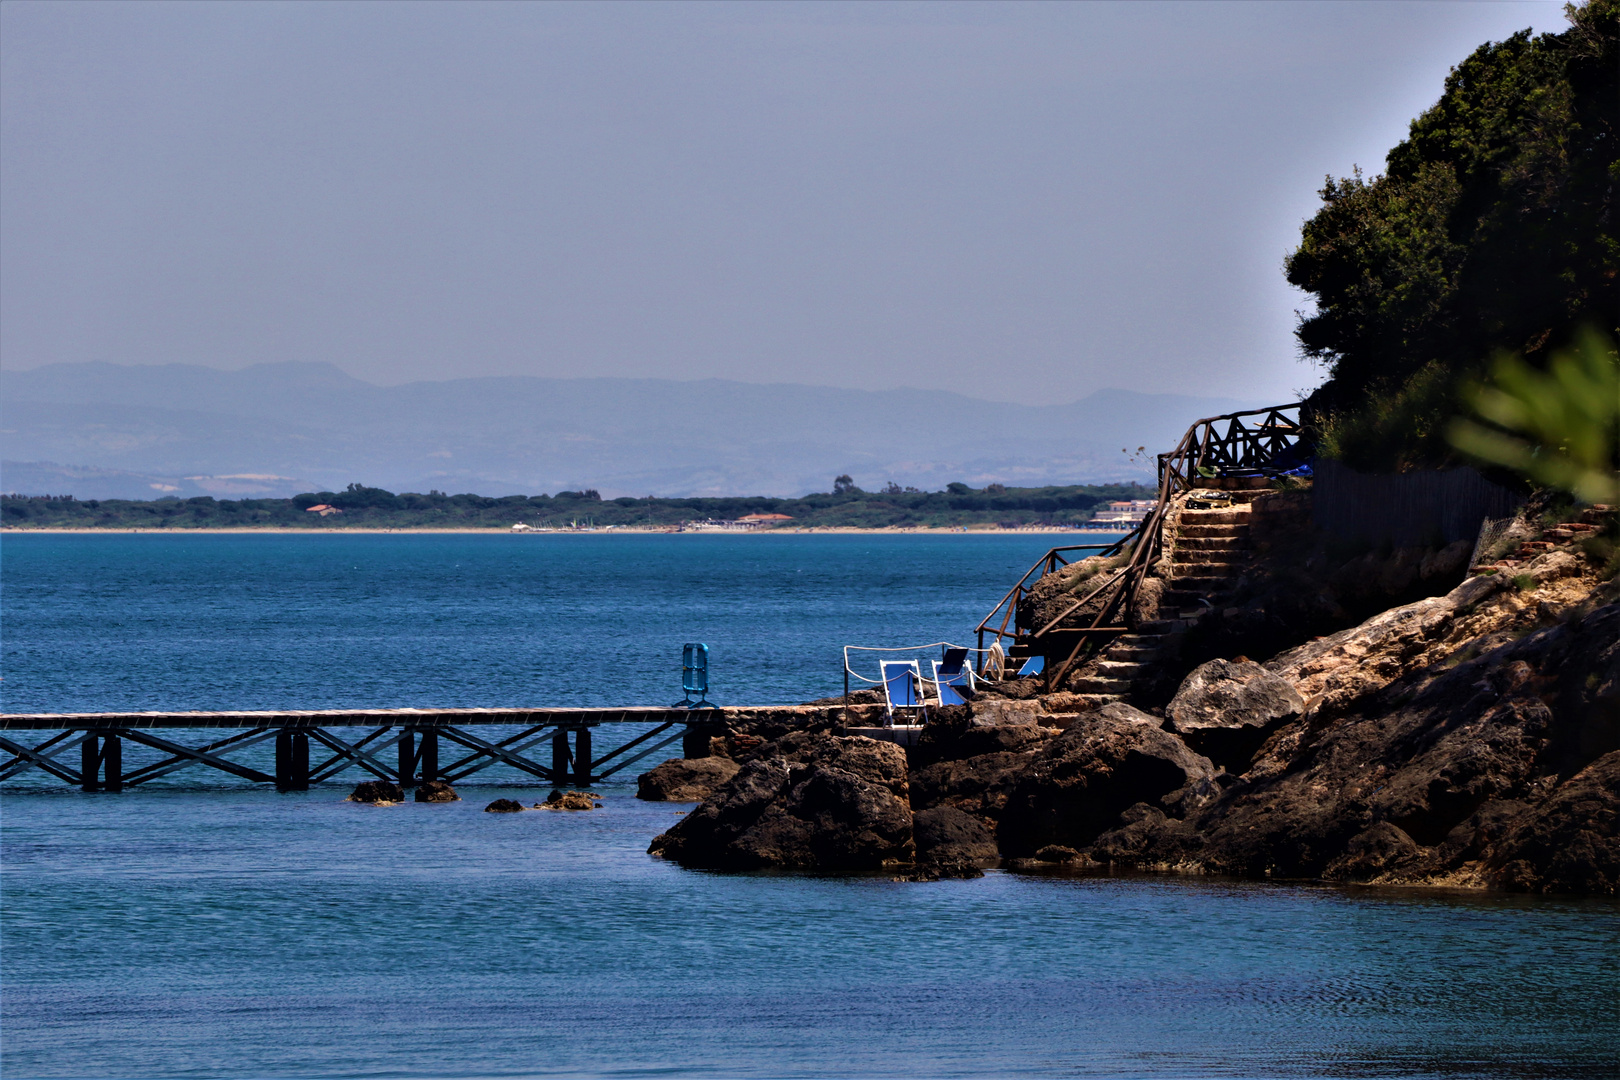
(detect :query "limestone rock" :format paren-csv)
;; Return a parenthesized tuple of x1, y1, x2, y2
(636, 757, 741, 802)
(347, 780, 404, 804)
(648, 734, 914, 870)
(414, 780, 460, 803)
(996, 703, 1216, 856)
(484, 798, 526, 813)
(1165, 659, 1305, 770)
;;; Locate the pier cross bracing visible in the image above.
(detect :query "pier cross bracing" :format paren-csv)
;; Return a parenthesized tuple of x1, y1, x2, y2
(0, 707, 847, 792)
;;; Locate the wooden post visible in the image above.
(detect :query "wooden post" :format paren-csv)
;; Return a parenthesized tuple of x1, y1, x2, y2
(291, 732, 309, 790)
(420, 730, 438, 783)
(682, 724, 710, 759)
(103, 734, 123, 792)
(398, 730, 416, 785)
(552, 730, 569, 785)
(275, 730, 292, 790)
(573, 727, 591, 787)
(81, 735, 100, 792)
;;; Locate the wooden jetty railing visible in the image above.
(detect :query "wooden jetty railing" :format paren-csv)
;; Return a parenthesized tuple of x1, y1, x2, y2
(0, 707, 755, 792)
(975, 403, 1306, 688)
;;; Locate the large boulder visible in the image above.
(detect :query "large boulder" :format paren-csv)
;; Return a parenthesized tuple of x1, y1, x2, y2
(912, 805, 999, 864)
(637, 757, 741, 801)
(648, 734, 914, 871)
(1165, 659, 1305, 770)
(996, 703, 1217, 856)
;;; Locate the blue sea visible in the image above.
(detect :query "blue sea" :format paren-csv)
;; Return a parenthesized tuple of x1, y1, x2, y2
(3, 533, 1617, 1079)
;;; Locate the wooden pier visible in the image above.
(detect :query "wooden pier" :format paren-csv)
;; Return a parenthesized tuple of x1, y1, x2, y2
(0, 706, 845, 792)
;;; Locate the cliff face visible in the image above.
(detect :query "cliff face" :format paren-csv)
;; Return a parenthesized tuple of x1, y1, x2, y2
(1093, 559, 1618, 894)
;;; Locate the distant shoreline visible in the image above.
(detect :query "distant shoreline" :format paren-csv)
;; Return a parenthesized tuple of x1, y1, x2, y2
(2, 525, 1132, 536)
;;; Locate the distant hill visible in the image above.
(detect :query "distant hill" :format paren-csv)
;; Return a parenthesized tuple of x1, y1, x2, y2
(0, 362, 1260, 497)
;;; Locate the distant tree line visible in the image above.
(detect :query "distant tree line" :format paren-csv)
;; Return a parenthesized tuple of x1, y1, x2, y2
(2, 479, 1148, 531)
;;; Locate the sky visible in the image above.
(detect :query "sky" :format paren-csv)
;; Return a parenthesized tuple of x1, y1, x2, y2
(0, 0, 1574, 406)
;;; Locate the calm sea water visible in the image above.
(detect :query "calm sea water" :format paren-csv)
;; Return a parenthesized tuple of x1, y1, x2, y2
(3, 534, 1617, 1079)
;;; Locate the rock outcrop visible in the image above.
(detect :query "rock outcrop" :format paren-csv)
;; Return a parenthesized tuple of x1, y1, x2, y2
(543, 790, 600, 810)
(1093, 568, 1619, 894)
(636, 757, 740, 802)
(996, 703, 1217, 856)
(347, 780, 404, 804)
(414, 780, 460, 802)
(1165, 659, 1304, 770)
(484, 798, 526, 813)
(648, 734, 913, 870)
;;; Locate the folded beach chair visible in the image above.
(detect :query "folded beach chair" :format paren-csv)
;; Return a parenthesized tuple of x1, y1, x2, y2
(932, 647, 975, 706)
(1011, 654, 1045, 678)
(880, 660, 927, 725)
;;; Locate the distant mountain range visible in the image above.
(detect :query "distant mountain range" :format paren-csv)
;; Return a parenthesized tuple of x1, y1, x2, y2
(1, 362, 1260, 499)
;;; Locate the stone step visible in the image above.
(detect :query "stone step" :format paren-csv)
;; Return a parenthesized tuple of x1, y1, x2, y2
(1171, 552, 1245, 567)
(1175, 536, 1247, 551)
(1180, 508, 1252, 525)
(1095, 659, 1147, 676)
(1109, 643, 1160, 660)
(1073, 676, 1133, 694)
(1177, 524, 1250, 539)
(1169, 575, 1233, 590)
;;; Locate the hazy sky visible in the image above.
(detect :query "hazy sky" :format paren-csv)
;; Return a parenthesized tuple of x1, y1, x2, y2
(1, 0, 1571, 405)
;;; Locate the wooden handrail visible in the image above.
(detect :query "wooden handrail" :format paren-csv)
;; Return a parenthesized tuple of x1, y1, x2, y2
(973, 402, 1307, 688)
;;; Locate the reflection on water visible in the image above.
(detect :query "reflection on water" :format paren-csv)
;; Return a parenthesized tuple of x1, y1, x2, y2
(3, 789, 1615, 1078)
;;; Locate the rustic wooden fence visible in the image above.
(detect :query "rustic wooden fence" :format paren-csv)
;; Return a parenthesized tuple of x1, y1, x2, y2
(1313, 459, 1524, 547)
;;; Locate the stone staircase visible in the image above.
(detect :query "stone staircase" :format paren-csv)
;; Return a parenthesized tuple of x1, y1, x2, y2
(1067, 498, 1258, 699)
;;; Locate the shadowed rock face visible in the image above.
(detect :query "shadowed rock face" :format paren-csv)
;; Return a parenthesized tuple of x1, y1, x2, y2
(648, 735, 913, 871)
(996, 703, 1216, 857)
(913, 806, 999, 863)
(1165, 659, 1304, 771)
(1094, 587, 1620, 895)
(636, 757, 740, 802)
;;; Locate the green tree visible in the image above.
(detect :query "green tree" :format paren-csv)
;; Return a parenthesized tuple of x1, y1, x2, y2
(1286, 0, 1618, 471)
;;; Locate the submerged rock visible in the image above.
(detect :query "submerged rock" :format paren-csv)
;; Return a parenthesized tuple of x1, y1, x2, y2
(347, 780, 404, 804)
(648, 734, 913, 870)
(414, 780, 460, 803)
(637, 757, 741, 802)
(1165, 659, 1304, 771)
(543, 790, 601, 811)
(484, 798, 526, 813)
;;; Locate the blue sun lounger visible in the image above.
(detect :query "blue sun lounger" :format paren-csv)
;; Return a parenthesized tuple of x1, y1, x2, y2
(880, 660, 927, 725)
(932, 647, 975, 706)
(1011, 654, 1045, 678)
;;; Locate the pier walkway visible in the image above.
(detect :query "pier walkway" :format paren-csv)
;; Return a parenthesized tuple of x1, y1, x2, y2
(0, 706, 850, 792)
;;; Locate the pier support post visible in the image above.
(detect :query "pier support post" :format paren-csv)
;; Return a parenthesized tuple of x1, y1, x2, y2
(420, 731, 438, 783)
(683, 723, 715, 759)
(573, 728, 592, 787)
(552, 730, 569, 785)
(398, 730, 416, 786)
(81, 735, 100, 792)
(103, 735, 122, 792)
(276, 730, 310, 791)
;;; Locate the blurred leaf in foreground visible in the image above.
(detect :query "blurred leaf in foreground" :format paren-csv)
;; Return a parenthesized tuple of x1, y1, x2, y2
(1447, 328, 1620, 502)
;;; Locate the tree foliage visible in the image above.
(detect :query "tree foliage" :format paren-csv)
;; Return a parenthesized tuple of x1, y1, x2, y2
(1285, 0, 1618, 472)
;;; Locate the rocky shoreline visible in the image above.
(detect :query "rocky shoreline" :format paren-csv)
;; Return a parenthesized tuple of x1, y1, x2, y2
(639, 507, 1619, 896)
